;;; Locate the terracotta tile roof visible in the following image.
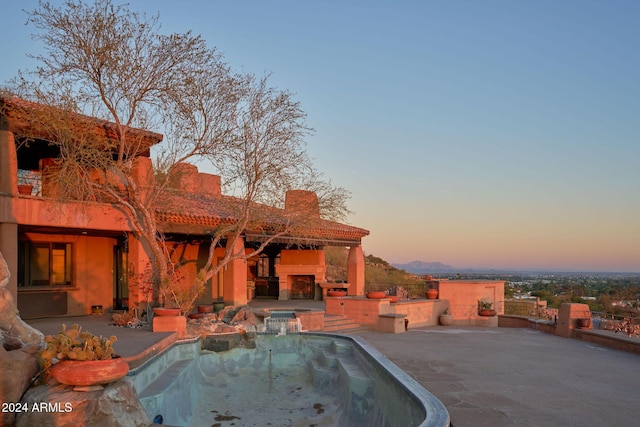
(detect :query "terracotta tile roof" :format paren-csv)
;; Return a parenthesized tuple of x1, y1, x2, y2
(0, 96, 163, 153)
(155, 190, 369, 243)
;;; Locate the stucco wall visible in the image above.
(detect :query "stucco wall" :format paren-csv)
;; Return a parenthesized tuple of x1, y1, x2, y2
(280, 249, 324, 265)
(438, 280, 505, 324)
(325, 297, 448, 330)
(18, 233, 116, 316)
(6, 197, 130, 231)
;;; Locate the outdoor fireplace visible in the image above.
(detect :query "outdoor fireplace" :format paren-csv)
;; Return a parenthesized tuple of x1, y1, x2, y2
(275, 264, 326, 300)
(290, 275, 314, 299)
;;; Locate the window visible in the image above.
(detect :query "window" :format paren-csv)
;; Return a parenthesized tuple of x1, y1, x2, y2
(18, 242, 73, 287)
(257, 254, 280, 278)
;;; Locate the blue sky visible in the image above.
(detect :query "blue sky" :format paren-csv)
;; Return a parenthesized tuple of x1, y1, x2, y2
(1, 1, 638, 272)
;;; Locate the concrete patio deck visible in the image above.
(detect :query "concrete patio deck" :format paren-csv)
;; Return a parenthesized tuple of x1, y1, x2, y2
(25, 300, 640, 427)
(352, 327, 640, 427)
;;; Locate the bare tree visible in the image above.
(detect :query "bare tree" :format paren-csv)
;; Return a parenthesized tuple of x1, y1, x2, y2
(6, 0, 349, 310)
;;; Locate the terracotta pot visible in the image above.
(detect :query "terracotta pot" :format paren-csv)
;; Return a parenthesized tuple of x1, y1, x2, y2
(439, 314, 453, 326)
(153, 307, 181, 316)
(17, 184, 33, 195)
(577, 318, 591, 329)
(197, 305, 213, 313)
(426, 289, 439, 299)
(366, 291, 386, 299)
(51, 356, 129, 388)
(327, 290, 347, 297)
(478, 309, 497, 317)
(388, 295, 399, 303)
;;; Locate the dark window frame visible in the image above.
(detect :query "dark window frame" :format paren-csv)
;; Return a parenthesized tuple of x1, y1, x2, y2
(18, 241, 73, 288)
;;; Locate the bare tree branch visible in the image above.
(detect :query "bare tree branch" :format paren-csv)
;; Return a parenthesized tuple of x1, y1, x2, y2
(6, 0, 351, 312)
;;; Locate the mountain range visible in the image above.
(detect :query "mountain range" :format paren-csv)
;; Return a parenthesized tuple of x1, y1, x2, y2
(392, 261, 455, 274)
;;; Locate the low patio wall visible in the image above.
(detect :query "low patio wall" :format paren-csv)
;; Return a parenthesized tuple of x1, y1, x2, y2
(498, 315, 530, 328)
(325, 297, 448, 331)
(498, 303, 640, 356)
(575, 329, 640, 356)
(295, 309, 325, 331)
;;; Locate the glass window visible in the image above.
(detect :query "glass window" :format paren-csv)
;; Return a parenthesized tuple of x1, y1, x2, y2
(18, 241, 73, 287)
(257, 255, 269, 278)
(256, 254, 279, 278)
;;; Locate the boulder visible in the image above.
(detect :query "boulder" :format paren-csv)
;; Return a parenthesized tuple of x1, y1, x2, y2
(16, 381, 150, 427)
(0, 345, 40, 427)
(0, 251, 45, 426)
(0, 251, 44, 347)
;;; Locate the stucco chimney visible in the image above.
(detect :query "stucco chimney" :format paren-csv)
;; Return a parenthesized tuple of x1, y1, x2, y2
(168, 163, 221, 196)
(131, 157, 154, 189)
(198, 173, 221, 197)
(285, 190, 320, 218)
(168, 163, 198, 193)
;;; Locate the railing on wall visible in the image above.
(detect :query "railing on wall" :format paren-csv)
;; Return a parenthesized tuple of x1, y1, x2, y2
(591, 311, 640, 335)
(504, 299, 557, 321)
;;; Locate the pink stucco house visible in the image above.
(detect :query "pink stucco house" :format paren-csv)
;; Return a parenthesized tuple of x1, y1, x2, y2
(0, 96, 369, 318)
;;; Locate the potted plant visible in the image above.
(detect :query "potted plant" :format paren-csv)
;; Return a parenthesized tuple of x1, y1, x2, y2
(130, 262, 175, 317)
(577, 318, 592, 329)
(366, 291, 386, 299)
(439, 307, 453, 326)
(478, 299, 497, 317)
(37, 324, 128, 391)
(426, 285, 439, 299)
(17, 184, 33, 195)
(213, 298, 226, 312)
(327, 289, 347, 297)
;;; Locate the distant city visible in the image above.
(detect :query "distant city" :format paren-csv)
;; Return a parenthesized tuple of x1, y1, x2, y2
(392, 260, 640, 279)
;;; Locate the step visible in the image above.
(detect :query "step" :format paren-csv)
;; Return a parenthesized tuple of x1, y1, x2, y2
(309, 358, 337, 391)
(323, 315, 367, 333)
(314, 347, 338, 369)
(336, 355, 374, 420)
(330, 339, 354, 355)
(324, 325, 364, 332)
(138, 359, 193, 400)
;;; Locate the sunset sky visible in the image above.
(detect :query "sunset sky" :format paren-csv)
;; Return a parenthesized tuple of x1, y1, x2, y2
(1, 1, 638, 272)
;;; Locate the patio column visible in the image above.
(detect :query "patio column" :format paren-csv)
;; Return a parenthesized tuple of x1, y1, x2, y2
(0, 124, 18, 195)
(223, 237, 248, 306)
(347, 245, 365, 296)
(127, 235, 153, 308)
(0, 125, 19, 299)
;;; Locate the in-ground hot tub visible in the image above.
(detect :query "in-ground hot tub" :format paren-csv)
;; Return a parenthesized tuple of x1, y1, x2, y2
(129, 334, 450, 427)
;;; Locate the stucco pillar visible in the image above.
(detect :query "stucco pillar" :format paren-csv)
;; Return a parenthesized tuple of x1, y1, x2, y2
(556, 303, 592, 338)
(127, 235, 153, 308)
(347, 246, 365, 296)
(0, 126, 19, 299)
(223, 237, 248, 306)
(0, 127, 18, 195)
(0, 223, 18, 301)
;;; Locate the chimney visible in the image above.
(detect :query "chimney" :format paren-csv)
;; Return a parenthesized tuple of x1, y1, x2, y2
(197, 172, 221, 197)
(131, 156, 154, 187)
(285, 190, 320, 218)
(168, 163, 221, 196)
(168, 163, 198, 193)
